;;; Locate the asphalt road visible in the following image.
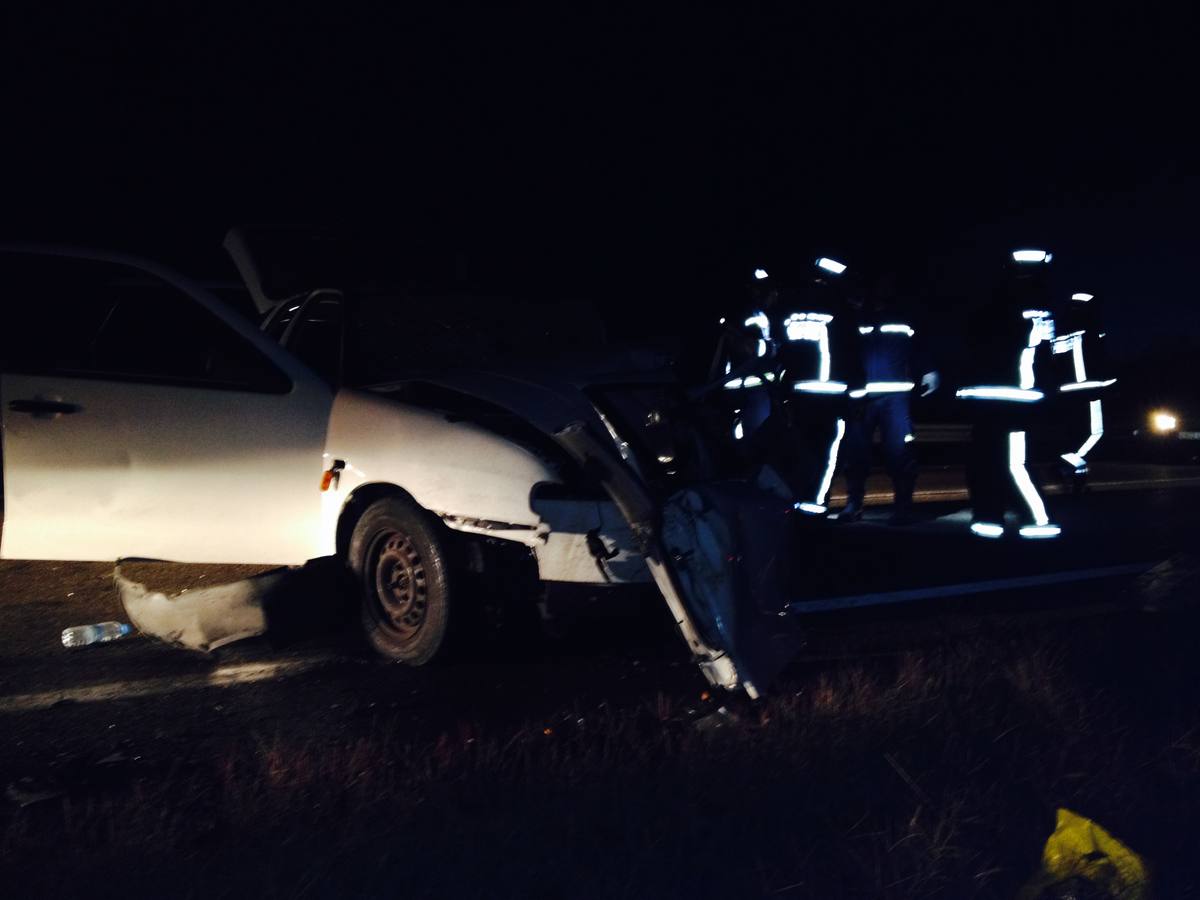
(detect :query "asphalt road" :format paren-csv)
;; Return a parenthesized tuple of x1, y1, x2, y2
(1, 464, 1199, 787)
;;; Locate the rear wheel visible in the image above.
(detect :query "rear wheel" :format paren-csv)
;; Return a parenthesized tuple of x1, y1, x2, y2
(348, 496, 454, 665)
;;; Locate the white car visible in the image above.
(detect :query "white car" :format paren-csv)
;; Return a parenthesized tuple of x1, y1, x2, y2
(0, 237, 790, 693)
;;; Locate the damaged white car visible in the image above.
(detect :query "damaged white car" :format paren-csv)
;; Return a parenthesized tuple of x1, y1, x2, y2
(0, 235, 798, 695)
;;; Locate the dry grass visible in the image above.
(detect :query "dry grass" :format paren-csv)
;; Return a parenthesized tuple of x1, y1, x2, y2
(3, 610, 1199, 899)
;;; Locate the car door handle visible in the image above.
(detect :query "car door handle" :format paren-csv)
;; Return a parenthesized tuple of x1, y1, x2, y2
(8, 399, 84, 419)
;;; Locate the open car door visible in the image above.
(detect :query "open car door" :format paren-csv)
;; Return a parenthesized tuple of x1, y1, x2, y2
(553, 422, 801, 697)
(0, 248, 333, 565)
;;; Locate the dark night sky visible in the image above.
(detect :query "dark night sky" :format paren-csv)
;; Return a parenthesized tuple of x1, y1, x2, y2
(2, 2, 1196, 352)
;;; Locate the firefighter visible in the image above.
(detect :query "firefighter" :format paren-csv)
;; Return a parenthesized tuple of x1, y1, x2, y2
(838, 270, 940, 524)
(710, 267, 781, 444)
(956, 249, 1061, 539)
(755, 256, 863, 515)
(1050, 291, 1116, 487)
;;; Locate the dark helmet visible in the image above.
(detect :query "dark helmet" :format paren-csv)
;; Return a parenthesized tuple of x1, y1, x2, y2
(747, 266, 779, 306)
(810, 254, 866, 311)
(1059, 291, 1100, 334)
(1000, 248, 1054, 310)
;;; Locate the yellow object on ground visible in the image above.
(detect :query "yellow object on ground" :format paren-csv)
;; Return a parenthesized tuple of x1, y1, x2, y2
(1019, 808, 1149, 900)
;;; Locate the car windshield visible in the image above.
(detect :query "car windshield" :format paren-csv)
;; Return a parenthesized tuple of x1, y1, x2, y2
(348, 292, 607, 384)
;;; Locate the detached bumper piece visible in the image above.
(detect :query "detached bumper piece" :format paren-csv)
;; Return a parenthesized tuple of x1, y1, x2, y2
(115, 562, 277, 652)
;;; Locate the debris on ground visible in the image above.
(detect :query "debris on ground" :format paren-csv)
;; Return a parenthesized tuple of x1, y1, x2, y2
(5, 777, 65, 809)
(61, 621, 133, 648)
(692, 705, 739, 736)
(116, 564, 281, 652)
(1019, 808, 1150, 900)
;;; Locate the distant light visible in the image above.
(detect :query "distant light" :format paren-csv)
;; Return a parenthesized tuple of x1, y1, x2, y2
(858, 326, 875, 335)
(796, 502, 827, 515)
(815, 257, 847, 275)
(904, 433, 915, 443)
(879, 324, 915, 336)
(657, 455, 675, 465)
(754, 268, 769, 280)
(1022, 309, 1052, 319)
(1152, 411, 1178, 433)
(1012, 249, 1050, 263)
(1072, 293, 1094, 302)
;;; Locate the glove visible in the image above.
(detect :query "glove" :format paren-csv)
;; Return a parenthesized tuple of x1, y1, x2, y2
(919, 371, 940, 397)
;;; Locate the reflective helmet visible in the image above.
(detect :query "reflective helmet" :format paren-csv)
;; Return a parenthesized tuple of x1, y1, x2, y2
(813, 256, 848, 279)
(1007, 248, 1053, 280)
(1001, 248, 1054, 312)
(810, 255, 863, 310)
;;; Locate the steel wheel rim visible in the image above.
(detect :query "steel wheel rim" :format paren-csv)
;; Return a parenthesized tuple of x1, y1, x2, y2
(369, 529, 429, 643)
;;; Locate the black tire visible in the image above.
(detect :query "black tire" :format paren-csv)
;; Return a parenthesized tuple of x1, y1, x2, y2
(348, 495, 455, 665)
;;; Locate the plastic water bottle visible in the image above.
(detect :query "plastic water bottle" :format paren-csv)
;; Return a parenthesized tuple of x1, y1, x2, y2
(61, 622, 133, 648)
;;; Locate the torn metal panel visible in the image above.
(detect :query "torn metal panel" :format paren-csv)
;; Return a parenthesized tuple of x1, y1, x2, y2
(115, 563, 279, 652)
(659, 483, 802, 695)
(530, 498, 651, 584)
(437, 515, 538, 533)
(553, 422, 800, 697)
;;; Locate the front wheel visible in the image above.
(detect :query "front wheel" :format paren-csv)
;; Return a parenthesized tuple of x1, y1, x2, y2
(348, 496, 455, 665)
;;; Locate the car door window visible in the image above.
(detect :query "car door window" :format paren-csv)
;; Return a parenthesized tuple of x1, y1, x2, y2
(2, 252, 290, 393)
(1, 254, 115, 374)
(281, 296, 344, 385)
